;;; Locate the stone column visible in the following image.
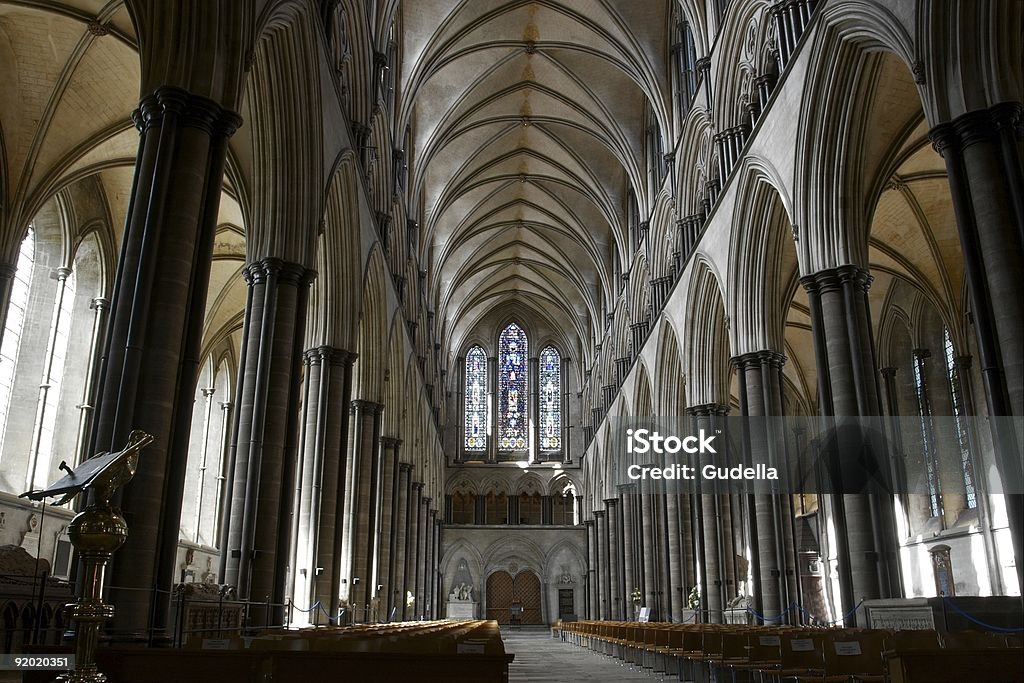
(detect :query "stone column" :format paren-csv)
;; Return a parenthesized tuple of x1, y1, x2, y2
(585, 519, 597, 619)
(223, 259, 313, 627)
(529, 356, 540, 461)
(378, 437, 401, 620)
(294, 347, 351, 614)
(88, 87, 241, 638)
(541, 495, 553, 525)
(474, 493, 486, 524)
(561, 356, 572, 463)
(640, 481, 659, 617)
(344, 399, 383, 620)
(688, 404, 726, 623)
(594, 510, 607, 619)
(487, 356, 498, 463)
(325, 352, 356, 619)
(456, 356, 465, 463)
(930, 105, 1024, 589)
(605, 499, 620, 619)
(618, 484, 636, 619)
(425, 507, 437, 617)
(74, 297, 110, 465)
(664, 481, 684, 623)
(394, 463, 413, 619)
(801, 266, 901, 622)
(406, 481, 422, 619)
(734, 351, 787, 622)
(416, 495, 430, 617)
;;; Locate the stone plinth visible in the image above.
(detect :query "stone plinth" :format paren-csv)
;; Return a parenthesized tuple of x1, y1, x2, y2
(446, 601, 477, 619)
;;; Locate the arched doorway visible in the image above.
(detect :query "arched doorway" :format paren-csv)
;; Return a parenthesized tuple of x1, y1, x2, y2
(486, 569, 542, 624)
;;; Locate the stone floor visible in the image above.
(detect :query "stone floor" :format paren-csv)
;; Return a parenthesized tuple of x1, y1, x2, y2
(503, 628, 654, 682)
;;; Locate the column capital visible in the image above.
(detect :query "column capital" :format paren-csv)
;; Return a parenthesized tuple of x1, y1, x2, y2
(399, 462, 414, 474)
(685, 402, 729, 417)
(603, 498, 618, 508)
(350, 399, 384, 415)
(593, 510, 605, 519)
(380, 436, 402, 448)
(617, 483, 637, 494)
(912, 348, 932, 361)
(584, 519, 595, 528)
(90, 296, 110, 311)
(412, 481, 424, 492)
(422, 496, 433, 506)
(880, 367, 898, 379)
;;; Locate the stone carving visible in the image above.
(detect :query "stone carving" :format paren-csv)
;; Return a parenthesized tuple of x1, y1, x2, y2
(449, 582, 473, 601)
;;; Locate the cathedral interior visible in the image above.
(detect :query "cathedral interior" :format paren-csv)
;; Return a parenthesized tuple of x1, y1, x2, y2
(0, 0, 1022, 678)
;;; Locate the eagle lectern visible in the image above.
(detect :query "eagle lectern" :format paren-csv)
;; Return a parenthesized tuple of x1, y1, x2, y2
(22, 430, 154, 683)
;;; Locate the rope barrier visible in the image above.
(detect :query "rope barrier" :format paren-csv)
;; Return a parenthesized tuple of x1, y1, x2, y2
(941, 596, 1024, 633)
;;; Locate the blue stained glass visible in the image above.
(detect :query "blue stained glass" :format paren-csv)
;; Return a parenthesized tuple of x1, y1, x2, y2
(464, 346, 487, 451)
(498, 323, 528, 450)
(539, 346, 561, 451)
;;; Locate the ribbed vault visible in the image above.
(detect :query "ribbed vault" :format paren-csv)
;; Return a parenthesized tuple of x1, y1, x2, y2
(398, 0, 671, 365)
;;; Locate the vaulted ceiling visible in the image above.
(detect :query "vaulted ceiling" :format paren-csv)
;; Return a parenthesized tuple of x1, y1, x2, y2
(398, 1, 672, 363)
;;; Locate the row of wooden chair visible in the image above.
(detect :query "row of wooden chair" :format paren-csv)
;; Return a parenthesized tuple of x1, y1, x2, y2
(557, 619, 1023, 682)
(26, 619, 513, 683)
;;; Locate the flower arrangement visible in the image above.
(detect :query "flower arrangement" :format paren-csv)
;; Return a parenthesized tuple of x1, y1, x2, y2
(630, 588, 642, 605)
(686, 586, 700, 610)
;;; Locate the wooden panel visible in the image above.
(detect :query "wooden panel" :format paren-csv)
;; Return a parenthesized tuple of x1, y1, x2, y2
(513, 570, 542, 625)
(486, 571, 513, 624)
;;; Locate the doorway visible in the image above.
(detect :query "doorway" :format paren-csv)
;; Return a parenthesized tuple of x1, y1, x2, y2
(486, 569, 543, 624)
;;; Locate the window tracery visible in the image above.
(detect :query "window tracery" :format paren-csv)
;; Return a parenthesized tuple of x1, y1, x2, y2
(498, 323, 528, 451)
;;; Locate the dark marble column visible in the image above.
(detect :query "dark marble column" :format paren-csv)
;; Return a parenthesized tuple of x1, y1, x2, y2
(378, 437, 401, 620)
(425, 507, 437, 618)
(585, 519, 596, 619)
(406, 481, 423, 619)
(605, 499, 620, 619)
(295, 347, 354, 615)
(344, 399, 383, 620)
(594, 510, 608, 619)
(733, 351, 788, 623)
(394, 463, 413, 620)
(223, 259, 313, 628)
(416, 494, 430, 616)
(618, 484, 637, 619)
(88, 88, 241, 638)
(687, 404, 728, 622)
(801, 266, 901, 623)
(930, 104, 1024, 589)
(529, 356, 540, 461)
(487, 356, 498, 463)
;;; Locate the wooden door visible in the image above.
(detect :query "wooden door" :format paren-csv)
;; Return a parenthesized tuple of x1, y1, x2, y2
(486, 571, 514, 623)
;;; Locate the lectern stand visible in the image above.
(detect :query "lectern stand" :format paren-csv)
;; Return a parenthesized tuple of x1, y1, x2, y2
(21, 430, 154, 683)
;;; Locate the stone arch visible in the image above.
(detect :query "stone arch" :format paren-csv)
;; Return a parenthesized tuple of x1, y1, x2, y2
(685, 256, 731, 405)
(728, 157, 798, 355)
(353, 246, 388, 403)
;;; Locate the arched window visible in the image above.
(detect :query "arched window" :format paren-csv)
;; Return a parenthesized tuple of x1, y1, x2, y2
(0, 228, 35, 453)
(553, 482, 578, 526)
(673, 17, 699, 115)
(519, 492, 542, 525)
(486, 491, 507, 525)
(539, 345, 561, 452)
(464, 345, 487, 452)
(943, 328, 976, 509)
(27, 267, 76, 490)
(498, 323, 528, 451)
(450, 491, 474, 525)
(913, 351, 941, 518)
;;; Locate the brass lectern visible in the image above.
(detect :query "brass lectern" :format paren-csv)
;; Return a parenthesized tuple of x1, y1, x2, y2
(22, 430, 154, 683)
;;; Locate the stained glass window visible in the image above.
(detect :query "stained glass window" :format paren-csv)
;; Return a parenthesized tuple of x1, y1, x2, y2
(464, 345, 487, 451)
(498, 323, 528, 450)
(539, 345, 561, 451)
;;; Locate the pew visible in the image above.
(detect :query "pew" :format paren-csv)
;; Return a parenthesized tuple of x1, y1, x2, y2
(25, 619, 513, 683)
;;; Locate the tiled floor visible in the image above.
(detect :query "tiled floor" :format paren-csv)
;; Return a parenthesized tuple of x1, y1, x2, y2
(503, 629, 654, 682)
